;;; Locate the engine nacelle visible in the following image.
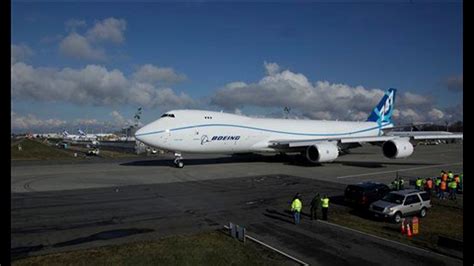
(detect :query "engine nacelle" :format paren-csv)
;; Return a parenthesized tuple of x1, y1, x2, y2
(382, 139, 414, 159)
(305, 142, 339, 163)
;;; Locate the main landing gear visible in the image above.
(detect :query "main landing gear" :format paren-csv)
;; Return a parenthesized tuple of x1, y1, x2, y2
(173, 152, 184, 168)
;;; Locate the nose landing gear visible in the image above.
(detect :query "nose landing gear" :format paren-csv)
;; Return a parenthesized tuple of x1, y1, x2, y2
(173, 152, 184, 168)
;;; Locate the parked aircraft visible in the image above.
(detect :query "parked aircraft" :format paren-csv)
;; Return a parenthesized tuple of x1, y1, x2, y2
(135, 88, 463, 168)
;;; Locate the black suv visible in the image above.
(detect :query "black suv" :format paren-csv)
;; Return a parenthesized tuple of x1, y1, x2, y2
(344, 182, 391, 209)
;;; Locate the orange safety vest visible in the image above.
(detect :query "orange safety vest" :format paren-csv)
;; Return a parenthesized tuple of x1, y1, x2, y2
(426, 179, 433, 189)
(442, 174, 448, 182)
(440, 181, 447, 191)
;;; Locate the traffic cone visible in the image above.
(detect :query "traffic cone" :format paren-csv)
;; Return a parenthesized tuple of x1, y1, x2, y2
(401, 219, 406, 234)
(407, 223, 412, 237)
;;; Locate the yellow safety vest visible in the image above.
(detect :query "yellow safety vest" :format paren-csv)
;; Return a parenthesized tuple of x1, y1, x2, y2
(291, 198, 302, 212)
(321, 198, 329, 208)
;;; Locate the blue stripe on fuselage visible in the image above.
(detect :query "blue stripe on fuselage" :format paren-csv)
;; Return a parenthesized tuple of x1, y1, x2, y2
(135, 122, 392, 137)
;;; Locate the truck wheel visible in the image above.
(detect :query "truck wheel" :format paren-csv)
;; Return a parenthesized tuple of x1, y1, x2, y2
(420, 208, 427, 218)
(393, 212, 402, 223)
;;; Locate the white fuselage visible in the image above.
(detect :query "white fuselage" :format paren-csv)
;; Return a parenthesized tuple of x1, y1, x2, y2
(135, 110, 392, 154)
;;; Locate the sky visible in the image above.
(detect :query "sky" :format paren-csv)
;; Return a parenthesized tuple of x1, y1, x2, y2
(11, 2, 463, 133)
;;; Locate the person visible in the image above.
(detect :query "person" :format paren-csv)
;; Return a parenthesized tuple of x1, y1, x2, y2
(425, 178, 433, 195)
(441, 171, 448, 183)
(448, 171, 454, 182)
(459, 173, 463, 192)
(439, 179, 447, 200)
(399, 177, 405, 190)
(415, 177, 423, 191)
(321, 195, 330, 221)
(391, 179, 398, 191)
(448, 180, 457, 200)
(454, 174, 460, 193)
(291, 193, 302, 224)
(434, 177, 441, 196)
(310, 193, 320, 220)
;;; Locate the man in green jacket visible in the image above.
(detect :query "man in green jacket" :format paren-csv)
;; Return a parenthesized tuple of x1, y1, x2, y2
(321, 195, 330, 221)
(291, 193, 302, 224)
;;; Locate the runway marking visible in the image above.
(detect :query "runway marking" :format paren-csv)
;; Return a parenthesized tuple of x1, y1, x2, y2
(336, 162, 463, 179)
(317, 220, 461, 261)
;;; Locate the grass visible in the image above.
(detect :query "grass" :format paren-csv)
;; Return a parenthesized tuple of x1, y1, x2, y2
(11, 139, 80, 160)
(328, 194, 463, 256)
(12, 231, 293, 266)
(11, 138, 139, 160)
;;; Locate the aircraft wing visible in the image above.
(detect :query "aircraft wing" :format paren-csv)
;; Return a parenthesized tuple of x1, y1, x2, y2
(268, 132, 462, 148)
(384, 131, 463, 140)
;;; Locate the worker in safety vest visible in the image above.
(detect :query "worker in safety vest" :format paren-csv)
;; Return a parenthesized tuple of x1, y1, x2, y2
(442, 172, 448, 182)
(291, 193, 302, 224)
(321, 195, 330, 221)
(454, 175, 460, 192)
(448, 180, 457, 200)
(415, 178, 423, 190)
(425, 178, 433, 195)
(448, 171, 454, 181)
(399, 177, 405, 190)
(439, 180, 447, 200)
(434, 177, 441, 196)
(391, 179, 399, 191)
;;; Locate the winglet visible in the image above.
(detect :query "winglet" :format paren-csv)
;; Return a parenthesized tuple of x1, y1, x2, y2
(367, 88, 396, 124)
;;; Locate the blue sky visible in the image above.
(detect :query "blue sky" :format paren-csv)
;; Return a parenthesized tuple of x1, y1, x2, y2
(11, 2, 463, 133)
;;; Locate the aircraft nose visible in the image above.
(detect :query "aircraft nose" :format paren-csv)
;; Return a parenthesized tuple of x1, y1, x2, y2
(134, 126, 147, 142)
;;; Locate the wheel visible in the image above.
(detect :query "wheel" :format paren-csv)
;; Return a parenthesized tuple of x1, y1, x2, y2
(420, 208, 427, 218)
(177, 160, 184, 168)
(393, 212, 402, 223)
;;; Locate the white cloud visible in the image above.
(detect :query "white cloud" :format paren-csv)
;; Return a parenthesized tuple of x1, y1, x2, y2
(11, 62, 197, 110)
(11, 44, 34, 64)
(11, 112, 66, 131)
(264, 61, 280, 76)
(428, 108, 445, 120)
(132, 64, 187, 84)
(110, 110, 137, 127)
(86, 17, 127, 44)
(65, 19, 87, 31)
(59, 33, 106, 61)
(210, 62, 454, 124)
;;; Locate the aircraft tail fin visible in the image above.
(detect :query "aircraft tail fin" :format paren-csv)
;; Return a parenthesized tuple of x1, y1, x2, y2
(366, 88, 396, 124)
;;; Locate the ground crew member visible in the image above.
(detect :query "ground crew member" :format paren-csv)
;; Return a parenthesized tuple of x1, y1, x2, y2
(439, 180, 447, 199)
(448, 171, 454, 181)
(434, 177, 441, 196)
(448, 180, 457, 200)
(321, 195, 330, 221)
(425, 178, 433, 195)
(291, 193, 302, 224)
(399, 177, 405, 190)
(415, 177, 423, 190)
(310, 193, 320, 220)
(391, 179, 398, 190)
(442, 172, 448, 182)
(454, 175, 461, 192)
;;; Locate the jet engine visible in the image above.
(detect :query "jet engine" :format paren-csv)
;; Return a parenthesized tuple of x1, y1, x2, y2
(305, 142, 339, 163)
(382, 139, 414, 159)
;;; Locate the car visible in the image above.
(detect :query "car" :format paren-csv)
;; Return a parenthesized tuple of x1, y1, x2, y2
(344, 182, 391, 209)
(369, 189, 431, 223)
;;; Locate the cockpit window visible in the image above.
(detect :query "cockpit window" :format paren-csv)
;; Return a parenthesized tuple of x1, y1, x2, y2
(160, 113, 175, 118)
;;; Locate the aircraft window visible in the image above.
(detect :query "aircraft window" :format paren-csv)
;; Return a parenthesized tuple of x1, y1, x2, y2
(204, 116, 213, 119)
(161, 113, 175, 118)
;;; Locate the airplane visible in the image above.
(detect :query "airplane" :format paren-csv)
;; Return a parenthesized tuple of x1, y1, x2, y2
(135, 88, 463, 168)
